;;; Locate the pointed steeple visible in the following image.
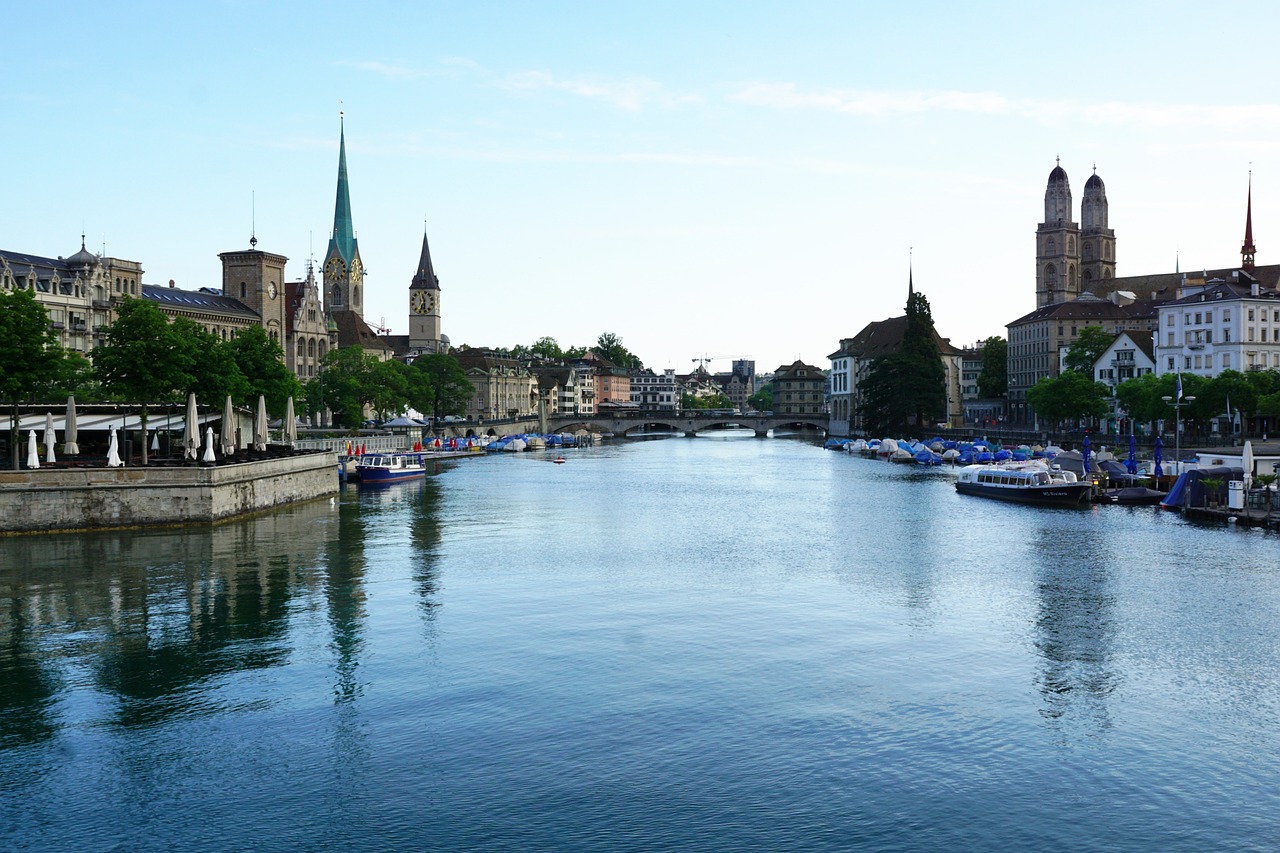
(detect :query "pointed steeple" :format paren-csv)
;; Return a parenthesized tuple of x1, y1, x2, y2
(331, 115, 357, 264)
(907, 249, 914, 301)
(410, 225, 440, 290)
(1242, 171, 1256, 272)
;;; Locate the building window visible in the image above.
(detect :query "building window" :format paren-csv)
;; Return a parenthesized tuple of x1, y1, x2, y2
(1223, 353, 1231, 369)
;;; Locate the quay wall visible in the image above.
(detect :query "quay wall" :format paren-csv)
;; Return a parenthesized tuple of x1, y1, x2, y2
(0, 452, 338, 534)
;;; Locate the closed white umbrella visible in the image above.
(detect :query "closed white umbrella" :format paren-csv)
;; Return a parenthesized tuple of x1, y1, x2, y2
(284, 396, 297, 446)
(184, 392, 199, 460)
(106, 429, 124, 468)
(221, 395, 236, 455)
(150, 430, 159, 451)
(26, 430, 40, 469)
(64, 395, 79, 455)
(203, 427, 217, 463)
(254, 395, 268, 451)
(1243, 439, 1254, 490)
(43, 413, 56, 464)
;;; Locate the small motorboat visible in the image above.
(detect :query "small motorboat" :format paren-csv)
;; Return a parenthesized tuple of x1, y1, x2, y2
(553, 456, 566, 464)
(1103, 486, 1166, 505)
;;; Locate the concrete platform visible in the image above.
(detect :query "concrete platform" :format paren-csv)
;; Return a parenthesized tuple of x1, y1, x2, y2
(0, 451, 338, 534)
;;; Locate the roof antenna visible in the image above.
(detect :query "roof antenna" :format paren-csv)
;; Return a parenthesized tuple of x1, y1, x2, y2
(250, 190, 258, 248)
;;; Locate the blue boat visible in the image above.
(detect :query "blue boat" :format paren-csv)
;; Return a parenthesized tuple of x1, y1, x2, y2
(355, 453, 427, 484)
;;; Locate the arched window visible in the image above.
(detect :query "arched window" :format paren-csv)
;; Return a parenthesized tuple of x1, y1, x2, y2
(240, 282, 247, 298)
(297, 338, 305, 358)
(1069, 265, 1077, 289)
(1084, 242, 1094, 260)
(318, 340, 327, 360)
(308, 338, 316, 358)
(353, 285, 360, 306)
(1045, 264, 1056, 284)
(1068, 237, 1075, 253)
(1046, 238, 1057, 255)
(333, 287, 342, 306)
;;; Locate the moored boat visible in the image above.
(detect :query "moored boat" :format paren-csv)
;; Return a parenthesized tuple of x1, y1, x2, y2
(955, 463, 1092, 506)
(355, 452, 427, 484)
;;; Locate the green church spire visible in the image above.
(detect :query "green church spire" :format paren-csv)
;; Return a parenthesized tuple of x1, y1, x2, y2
(330, 116, 357, 264)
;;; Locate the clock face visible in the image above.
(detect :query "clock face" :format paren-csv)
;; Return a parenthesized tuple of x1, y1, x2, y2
(325, 258, 343, 280)
(268, 282, 277, 299)
(412, 291, 427, 313)
(350, 258, 363, 282)
(427, 293, 437, 312)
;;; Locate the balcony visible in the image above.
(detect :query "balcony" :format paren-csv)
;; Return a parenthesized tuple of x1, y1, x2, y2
(50, 321, 65, 330)
(92, 299, 113, 310)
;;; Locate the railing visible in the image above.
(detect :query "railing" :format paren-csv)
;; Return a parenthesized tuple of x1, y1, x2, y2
(293, 435, 406, 454)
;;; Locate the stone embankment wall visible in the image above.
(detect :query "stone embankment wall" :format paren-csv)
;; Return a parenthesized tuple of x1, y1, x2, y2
(0, 453, 338, 534)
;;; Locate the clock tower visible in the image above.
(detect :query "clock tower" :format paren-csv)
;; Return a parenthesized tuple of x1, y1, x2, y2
(221, 243, 288, 347)
(408, 228, 443, 352)
(323, 115, 364, 320)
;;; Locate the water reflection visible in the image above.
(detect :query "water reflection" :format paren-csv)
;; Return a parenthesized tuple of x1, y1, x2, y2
(1030, 520, 1119, 736)
(0, 498, 342, 745)
(327, 489, 369, 704)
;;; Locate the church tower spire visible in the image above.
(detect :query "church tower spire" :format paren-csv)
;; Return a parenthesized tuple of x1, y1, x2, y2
(1242, 171, 1257, 272)
(322, 112, 365, 319)
(332, 116, 356, 265)
(408, 223, 444, 352)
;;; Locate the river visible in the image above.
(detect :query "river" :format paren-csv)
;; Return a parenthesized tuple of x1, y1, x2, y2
(3, 435, 1279, 851)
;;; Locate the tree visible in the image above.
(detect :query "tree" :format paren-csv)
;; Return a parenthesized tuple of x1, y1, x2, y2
(747, 382, 774, 412)
(859, 292, 947, 434)
(1063, 326, 1114, 375)
(93, 298, 189, 465)
(227, 326, 300, 415)
(0, 289, 63, 469)
(529, 337, 563, 360)
(314, 346, 379, 429)
(1026, 371, 1110, 428)
(594, 332, 643, 369)
(171, 318, 250, 408)
(411, 353, 474, 419)
(977, 336, 1007, 398)
(370, 359, 416, 422)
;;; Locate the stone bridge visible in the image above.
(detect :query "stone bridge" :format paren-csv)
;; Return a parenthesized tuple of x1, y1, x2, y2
(544, 411, 828, 438)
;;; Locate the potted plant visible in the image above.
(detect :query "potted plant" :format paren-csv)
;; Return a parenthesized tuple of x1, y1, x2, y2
(1199, 476, 1224, 508)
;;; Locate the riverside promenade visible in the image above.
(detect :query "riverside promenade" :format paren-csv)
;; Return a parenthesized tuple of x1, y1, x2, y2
(0, 449, 338, 535)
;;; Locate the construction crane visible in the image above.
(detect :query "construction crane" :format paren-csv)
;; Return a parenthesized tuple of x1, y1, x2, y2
(692, 354, 752, 371)
(372, 316, 393, 335)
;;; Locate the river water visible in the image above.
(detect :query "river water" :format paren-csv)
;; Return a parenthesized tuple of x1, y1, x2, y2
(3, 435, 1279, 851)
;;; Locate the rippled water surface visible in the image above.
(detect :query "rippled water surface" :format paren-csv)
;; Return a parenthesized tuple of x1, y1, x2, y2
(3, 436, 1280, 851)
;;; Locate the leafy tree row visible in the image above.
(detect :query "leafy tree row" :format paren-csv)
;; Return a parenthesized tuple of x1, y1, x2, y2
(507, 333, 645, 370)
(305, 348, 474, 430)
(0, 294, 302, 466)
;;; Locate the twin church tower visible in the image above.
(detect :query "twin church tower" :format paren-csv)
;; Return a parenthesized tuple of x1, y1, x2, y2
(321, 117, 444, 354)
(1036, 158, 1117, 308)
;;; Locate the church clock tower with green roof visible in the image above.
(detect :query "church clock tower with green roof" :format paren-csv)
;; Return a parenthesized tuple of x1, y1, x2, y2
(322, 115, 364, 320)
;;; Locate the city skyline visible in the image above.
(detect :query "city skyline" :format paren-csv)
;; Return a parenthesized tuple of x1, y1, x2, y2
(7, 2, 1279, 373)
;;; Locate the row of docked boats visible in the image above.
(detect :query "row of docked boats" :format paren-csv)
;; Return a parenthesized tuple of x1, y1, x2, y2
(829, 435, 1169, 507)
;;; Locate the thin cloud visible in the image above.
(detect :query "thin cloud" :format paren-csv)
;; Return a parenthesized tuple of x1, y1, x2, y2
(339, 60, 429, 80)
(499, 70, 700, 112)
(729, 82, 1280, 129)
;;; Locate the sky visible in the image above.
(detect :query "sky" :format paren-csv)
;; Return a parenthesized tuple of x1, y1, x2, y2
(7, 1, 1280, 375)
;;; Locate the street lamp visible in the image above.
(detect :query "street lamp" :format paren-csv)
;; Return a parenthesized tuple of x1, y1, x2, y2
(1161, 392, 1197, 474)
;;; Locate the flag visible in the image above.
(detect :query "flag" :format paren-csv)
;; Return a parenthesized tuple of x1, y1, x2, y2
(1176, 373, 1183, 400)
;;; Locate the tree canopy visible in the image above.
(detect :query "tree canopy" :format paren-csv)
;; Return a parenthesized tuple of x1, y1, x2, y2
(594, 332, 643, 369)
(859, 292, 947, 434)
(411, 353, 475, 420)
(227, 326, 301, 414)
(1026, 370, 1110, 426)
(1063, 326, 1115, 375)
(977, 336, 1007, 398)
(0, 289, 63, 468)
